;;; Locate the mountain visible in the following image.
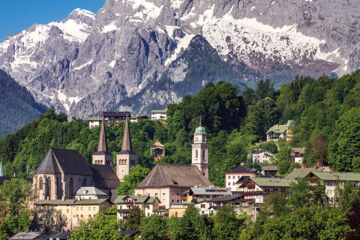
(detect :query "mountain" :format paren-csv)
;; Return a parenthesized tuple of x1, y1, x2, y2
(0, 70, 47, 139)
(0, 0, 359, 118)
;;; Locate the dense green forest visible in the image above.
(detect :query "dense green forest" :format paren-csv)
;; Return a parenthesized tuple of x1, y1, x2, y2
(0, 70, 47, 139)
(1, 70, 360, 186)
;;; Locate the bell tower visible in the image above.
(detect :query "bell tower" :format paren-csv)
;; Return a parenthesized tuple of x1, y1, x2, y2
(116, 118, 137, 182)
(92, 117, 113, 166)
(192, 120, 208, 178)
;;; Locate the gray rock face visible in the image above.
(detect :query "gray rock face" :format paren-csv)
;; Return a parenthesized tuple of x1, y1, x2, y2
(0, 0, 359, 118)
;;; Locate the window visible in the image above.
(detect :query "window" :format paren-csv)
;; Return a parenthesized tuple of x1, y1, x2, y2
(233, 176, 235, 179)
(89, 207, 91, 211)
(163, 193, 165, 195)
(39, 177, 43, 190)
(202, 150, 205, 159)
(228, 176, 230, 179)
(196, 150, 198, 158)
(67, 209, 69, 213)
(93, 207, 96, 210)
(201, 204, 206, 208)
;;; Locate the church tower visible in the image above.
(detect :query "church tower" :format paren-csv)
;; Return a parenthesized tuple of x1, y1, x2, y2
(192, 121, 208, 178)
(116, 118, 137, 182)
(92, 117, 113, 166)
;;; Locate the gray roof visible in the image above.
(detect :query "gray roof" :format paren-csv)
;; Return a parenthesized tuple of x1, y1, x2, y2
(136, 164, 214, 189)
(75, 186, 108, 196)
(262, 166, 278, 171)
(10, 232, 44, 240)
(36, 148, 93, 176)
(190, 187, 232, 196)
(90, 165, 120, 189)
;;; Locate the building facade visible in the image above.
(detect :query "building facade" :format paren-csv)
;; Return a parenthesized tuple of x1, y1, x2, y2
(225, 165, 257, 191)
(151, 110, 167, 120)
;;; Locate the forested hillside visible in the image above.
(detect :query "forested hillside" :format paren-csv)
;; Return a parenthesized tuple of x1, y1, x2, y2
(0, 70, 47, 139)
(1, 70, 360, 185)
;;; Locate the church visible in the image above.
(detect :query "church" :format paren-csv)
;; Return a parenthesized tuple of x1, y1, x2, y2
(33, 117, 136, 202)
(134, 122, 213, 209)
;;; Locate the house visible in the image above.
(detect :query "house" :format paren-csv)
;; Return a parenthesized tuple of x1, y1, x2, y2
(286, 167, 359, 203)
(225, 164, 257, 191)
(151, 110, 167, 120)
(114, 195, 160, 220)
(186, 186, 232, 203)
(150, 141, 165, 161)
(261, 166, 278, 177)
(134, 164, 213, 209)
(75, 186, 108, 200)
(237, 177, 294, 203)
(266, 120, 295, 142)
(9, 232, 47, 240)
(130, 115, 149, 123)
(102, 112, 131, 125)
(35, 199, 111, 230)
(169, 203, 192, 217)
(251, 149, 274, 164)
(291, 148, 306, 164)
(87, 117, 101, 129)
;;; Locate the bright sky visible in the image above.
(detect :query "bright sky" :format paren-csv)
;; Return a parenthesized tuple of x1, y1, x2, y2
(0, 0, 105, 41)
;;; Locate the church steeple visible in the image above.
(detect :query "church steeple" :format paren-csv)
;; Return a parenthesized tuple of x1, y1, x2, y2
(121, 118, 132, 151)
(98, 117, 108, 152)
(92, 117, 113, 166)
(192, 120, 208, 179)
(116, 118, 137, 182)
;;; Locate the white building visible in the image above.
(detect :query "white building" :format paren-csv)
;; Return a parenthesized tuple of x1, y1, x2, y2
(151, 110, 167, 120)
(75, 186, 108, 200)
(252, 150, 274, 164)
(87, 117, 101, 129)
(114, 195, 160, 220)
(225, 164, 257, 191)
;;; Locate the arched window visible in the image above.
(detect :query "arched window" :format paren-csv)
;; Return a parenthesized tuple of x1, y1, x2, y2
(196, 150, 198, 158)
(39, 177, 43, 190)
(202, 150, 205, 160)
(47, 177, 51, 200)
(69, 178, 74, 198)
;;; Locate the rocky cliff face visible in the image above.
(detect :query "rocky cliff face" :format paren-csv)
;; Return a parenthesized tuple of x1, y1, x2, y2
(0, 0, 359, 118)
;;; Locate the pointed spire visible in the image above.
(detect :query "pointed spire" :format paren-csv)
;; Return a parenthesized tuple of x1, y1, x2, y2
(121, 118, 132, 151)
(199, 117, 202, 127)
(97, 117, 108, 152)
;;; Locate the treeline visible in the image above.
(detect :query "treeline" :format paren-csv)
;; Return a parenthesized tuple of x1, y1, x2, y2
(1, 70, 360, 184)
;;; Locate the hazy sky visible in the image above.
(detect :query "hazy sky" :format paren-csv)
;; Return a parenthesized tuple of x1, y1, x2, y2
(0, 0, 105, 41)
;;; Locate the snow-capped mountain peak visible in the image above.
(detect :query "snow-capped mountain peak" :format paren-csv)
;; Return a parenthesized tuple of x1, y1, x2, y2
(0, 0, 359, 118)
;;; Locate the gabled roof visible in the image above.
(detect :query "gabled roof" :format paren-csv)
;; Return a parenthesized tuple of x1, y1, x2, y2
(9, 232, 45, 240)
(135, 164, 214, 189)
(226, 165, 256, 174)
(36, 148, 93, 176)
(190, 187, 232, 196)
(208, 194, 243, 203)
(262, 166, 278, 171)
(75, 186, 108, 196)
(250, 177, 294, 188)
(90, 165, 120, 189)
(266, 124, 287, 134)
(309, 171, 360, 182)
(285, 168, 313, 179)
(114, 195, 156, 204)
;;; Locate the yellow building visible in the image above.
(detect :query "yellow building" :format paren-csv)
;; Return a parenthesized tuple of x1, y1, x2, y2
(35, 199, 111, 230)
